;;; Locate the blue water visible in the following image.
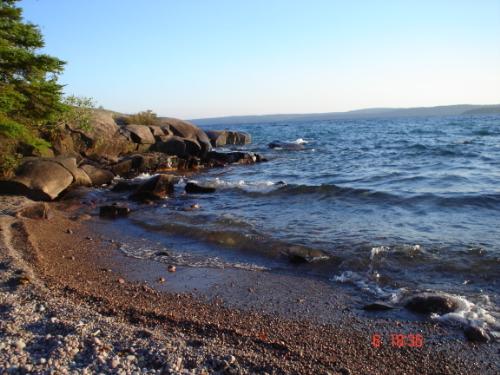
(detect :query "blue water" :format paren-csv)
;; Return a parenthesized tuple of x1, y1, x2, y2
(110, 115, 500, 334)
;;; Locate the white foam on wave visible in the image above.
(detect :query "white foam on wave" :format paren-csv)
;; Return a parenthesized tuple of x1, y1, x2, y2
(119, 243, 269, 272)
(186, 177, 279, 193)
(430, 293, 499, 337)
(293, 138, 308, 144)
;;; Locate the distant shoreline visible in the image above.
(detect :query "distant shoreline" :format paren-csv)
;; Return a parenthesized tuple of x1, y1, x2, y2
(190, 103, 500, 126)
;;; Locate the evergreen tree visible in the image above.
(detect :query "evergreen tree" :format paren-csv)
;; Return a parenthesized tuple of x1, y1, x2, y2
(0, 0, 66, 175)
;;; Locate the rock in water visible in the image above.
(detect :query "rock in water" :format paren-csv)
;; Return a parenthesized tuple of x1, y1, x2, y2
(129, 174, 178, 202)
(268, 140, 305, 151)
(99, 204, 131, 218)
(286, 245, 330, 263)
(405, 293, 459, 315)
(80, 164, 115, 186)
(363, 302, 395, 311)
(464, 326, 490, 343)
(185, 182, 216, 194)
(206, 151, 258, 165)
(205, 130, 251, 147)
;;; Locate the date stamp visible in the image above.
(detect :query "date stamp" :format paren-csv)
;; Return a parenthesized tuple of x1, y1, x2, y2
(371, 333, 424, 348)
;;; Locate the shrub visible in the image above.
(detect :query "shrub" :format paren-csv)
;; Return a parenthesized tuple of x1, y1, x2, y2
(120, 110, 159, 126)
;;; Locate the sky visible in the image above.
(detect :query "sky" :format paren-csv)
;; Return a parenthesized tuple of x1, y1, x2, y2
(21, 0, 500, 119)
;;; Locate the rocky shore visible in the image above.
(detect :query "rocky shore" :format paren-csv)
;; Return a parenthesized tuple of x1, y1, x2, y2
(0, 113, 498, 374)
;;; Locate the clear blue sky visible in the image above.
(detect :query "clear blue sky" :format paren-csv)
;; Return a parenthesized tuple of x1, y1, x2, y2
(21, 0, 500, 119)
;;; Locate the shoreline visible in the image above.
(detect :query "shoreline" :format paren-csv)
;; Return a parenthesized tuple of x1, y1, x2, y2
(0, 196, 498, 374)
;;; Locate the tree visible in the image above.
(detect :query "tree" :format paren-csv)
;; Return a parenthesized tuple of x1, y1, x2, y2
(0, 0, 66, 175)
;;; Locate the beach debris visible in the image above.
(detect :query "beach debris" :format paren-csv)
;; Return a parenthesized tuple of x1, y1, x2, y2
(117, 278, 125, 284)
(167, 265, 176, 273)
(362, 301, 395, 311)
(99, 204, 131, 219)
(464, 326, 490, 343)
(65, 228, 73, 234)
(158, 277, 165, 283)
(405, 293, 458, 315)
(185, 182, 216, 194)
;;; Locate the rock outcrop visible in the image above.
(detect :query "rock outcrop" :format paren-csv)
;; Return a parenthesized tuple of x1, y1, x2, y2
(0, 109, 265, 201)
(205, 130, 251, 147)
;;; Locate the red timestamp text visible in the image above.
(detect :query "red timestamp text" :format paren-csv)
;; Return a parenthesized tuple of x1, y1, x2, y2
(371, 333, 424, 348)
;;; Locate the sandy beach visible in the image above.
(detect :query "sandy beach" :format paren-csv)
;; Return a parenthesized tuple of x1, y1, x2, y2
(0, 195, 497, 374)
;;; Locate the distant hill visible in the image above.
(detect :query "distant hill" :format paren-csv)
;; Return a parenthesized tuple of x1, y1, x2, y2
(190, 104, 500, 126)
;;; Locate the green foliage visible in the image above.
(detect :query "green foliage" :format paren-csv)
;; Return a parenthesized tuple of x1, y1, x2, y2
(0, 0, 66, 176)
(59, 95, 96, 132)
(121, 110, 158, 125)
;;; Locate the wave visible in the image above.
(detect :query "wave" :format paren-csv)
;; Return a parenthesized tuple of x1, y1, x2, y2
(229, 182, 500, 209)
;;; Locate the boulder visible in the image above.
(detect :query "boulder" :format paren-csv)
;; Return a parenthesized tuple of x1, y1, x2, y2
(158, 118, 211, 157)
(51, 156, 92, 186)
(124, 125, 156, 144)
(405, 293, 459, 315)
(111, 153, 178, 177)
(148, 126, 166, 138)
(129, 174, 178, 202)
(80, 164, 115, 186)
(16, 202, 53, 220)
(205, 130, 251, 147)
(185, 182, 216, 194)
(0, 159, 74, 200)
(64, 110, 136, 159)
(206, 151, 257, 165)
(464, 326, 490, 343)
(205, 130, 228, 147)
(153, 136, 188, 158)
(268, 140, 305, 151)
(99, 204, 131, 219)
(111, 180, 142, 192)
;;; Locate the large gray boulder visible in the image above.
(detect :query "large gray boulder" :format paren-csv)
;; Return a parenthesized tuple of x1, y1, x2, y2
(124, 125, 156, 144)
(0, 159, 74, 200)
(206, 130, 251, 147)
(158, 118, 211, 157)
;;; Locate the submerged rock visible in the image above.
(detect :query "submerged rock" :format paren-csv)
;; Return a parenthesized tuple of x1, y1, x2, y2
(129, 174, 178, 202)
(206, 151, 258, 165)
(268, 140, 305, 151)
(362, 302, 395, 311)
(405, 293, 459, 315)
(99, 204, 131, 218)
(285, 245, 330, 264)
(185, 182, 216, 194)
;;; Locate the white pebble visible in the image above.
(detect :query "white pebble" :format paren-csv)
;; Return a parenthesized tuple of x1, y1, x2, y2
(15, 339, 26, 350)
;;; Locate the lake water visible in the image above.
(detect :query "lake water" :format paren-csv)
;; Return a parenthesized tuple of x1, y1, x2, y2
(107, 115, 500, 336)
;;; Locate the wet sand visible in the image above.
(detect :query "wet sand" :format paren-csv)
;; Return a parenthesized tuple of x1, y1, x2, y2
(0, 197, 498, 374)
